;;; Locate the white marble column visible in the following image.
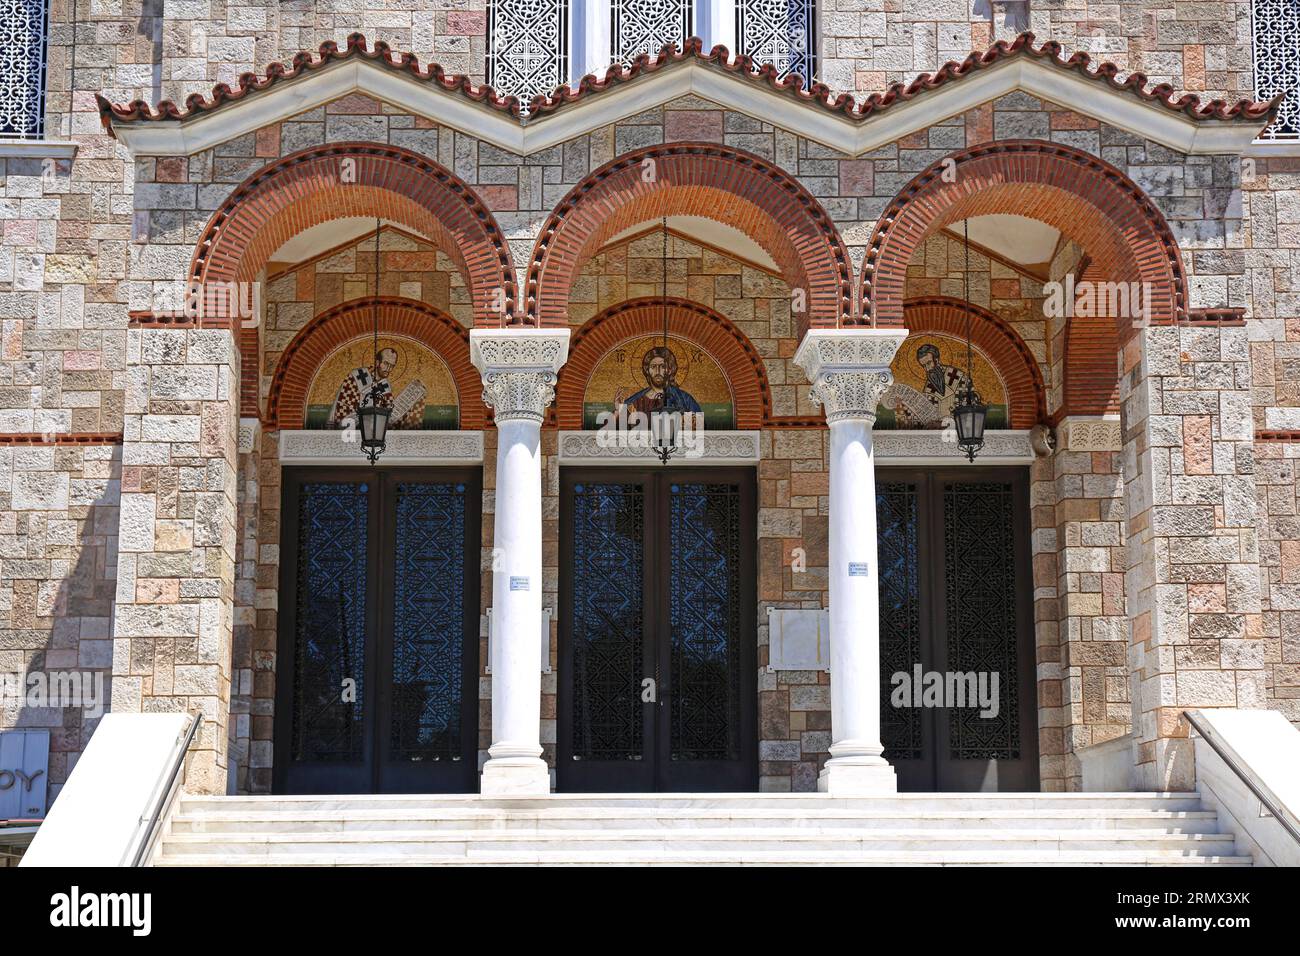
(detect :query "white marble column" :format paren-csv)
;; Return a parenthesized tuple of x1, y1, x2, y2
(795, 329, 907, 795)
(470, 328, 570, 795)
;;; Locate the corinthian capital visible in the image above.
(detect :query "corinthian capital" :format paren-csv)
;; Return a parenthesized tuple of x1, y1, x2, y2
(794, 328, 908, 424)
(469, 328, 571, 424)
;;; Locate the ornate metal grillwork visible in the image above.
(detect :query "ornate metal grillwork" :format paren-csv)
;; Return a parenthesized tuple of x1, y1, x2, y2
(736, 0, 817, 83)
(877, 482, 923, 762)
(943, 482, 1020, 760)
(0, 0, 49, 138)
(291, 482, 369, 762)
(1253, 0, 1300, 139)
(668, 482, 741, 761)
(612, 0, 693, 66)
(390, 482, 466, 761)
(571, 483, 645, 760)
(486, 0, 570, 115)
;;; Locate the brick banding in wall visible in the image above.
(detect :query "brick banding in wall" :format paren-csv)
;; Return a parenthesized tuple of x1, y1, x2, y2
(265, 296, 485, 430)
(555, 297, 771, 430)
(0, 433, 124, 446)
(1186, 307, 1247, 326)
(127, 311, 200, 328)
(863, 140, 1188, 340)
(903, 297, 1047, 428)
(191, 141, 517, 325)
(526, 143, 853, 331)
(1258, 430, 1300, 443)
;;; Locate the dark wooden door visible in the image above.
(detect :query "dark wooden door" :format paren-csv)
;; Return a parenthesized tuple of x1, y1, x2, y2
(876, 467, 1039, 792)
(274, 468, 480, 794)
(558, 468, 757, 792)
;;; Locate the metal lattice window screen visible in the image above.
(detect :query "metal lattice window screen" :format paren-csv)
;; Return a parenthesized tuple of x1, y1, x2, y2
(1253, 0, 1300, 139)
(736, 0, 817, 84)
(0, 0, 49, 138)
(486, 0, 570, 115)
(612, 0, 693, 66)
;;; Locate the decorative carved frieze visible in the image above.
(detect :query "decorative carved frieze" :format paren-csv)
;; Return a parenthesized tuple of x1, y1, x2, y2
(872, 429, 1036, 462)
(557, 430, 761, 464)
(1059, 417, 1123, 452)
(469, 329, 571, 425)
(793, 329, 908, 424)
(278, 429, 485, 464)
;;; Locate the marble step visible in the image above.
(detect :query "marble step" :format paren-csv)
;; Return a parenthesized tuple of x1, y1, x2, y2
(158, 828, 1239, 858)
(167, 808, 1225, 835)
(159, 849, 1255, 867)
(175, 793, 1209, 815)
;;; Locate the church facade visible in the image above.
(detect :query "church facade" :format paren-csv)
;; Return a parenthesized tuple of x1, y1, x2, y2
(2, 0, 1299, 807)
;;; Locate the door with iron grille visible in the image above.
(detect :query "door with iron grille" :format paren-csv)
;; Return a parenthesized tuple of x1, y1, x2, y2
(876, 467, 1038, 791)
(274, 468, 480, 794)
(558, 468, 757, 792)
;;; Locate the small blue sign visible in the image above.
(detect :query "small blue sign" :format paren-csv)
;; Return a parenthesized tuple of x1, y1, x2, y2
(509, 576, 530, 592)
(847, 562, 870, 577)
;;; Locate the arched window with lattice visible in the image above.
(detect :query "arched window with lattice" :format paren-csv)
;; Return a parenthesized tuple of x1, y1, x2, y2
(1253, 0, 1300, 139)
(735, 0, 817, 84)
(0, 0, 49, 138)
(486, 0, 571, 114)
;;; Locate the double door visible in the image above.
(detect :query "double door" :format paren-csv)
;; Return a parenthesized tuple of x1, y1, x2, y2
(558, 468, 758, 792)
(876, 468, 1038, 791)
(274, 468, 480, 794)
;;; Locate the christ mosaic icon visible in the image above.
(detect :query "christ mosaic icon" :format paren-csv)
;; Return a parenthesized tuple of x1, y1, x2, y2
(582, 334, 734, 430)
(875, 333, 1009, 430)
(305, 335, 460, 430)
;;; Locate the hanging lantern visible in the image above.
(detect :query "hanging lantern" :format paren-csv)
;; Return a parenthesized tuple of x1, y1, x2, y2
(953, 385, 988, 463)
(652, 215, 678, 465)
(359, 218, 388, 465)
(356, 392, 391, 465)
(956, 218, 985, 463)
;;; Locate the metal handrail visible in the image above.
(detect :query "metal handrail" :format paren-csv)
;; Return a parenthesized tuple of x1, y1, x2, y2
(128, 713, 203, 867)
(1185, 709, 1300, 848)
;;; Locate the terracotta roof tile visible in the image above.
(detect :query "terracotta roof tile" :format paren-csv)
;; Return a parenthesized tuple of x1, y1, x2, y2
(95, 31, 1277, 136)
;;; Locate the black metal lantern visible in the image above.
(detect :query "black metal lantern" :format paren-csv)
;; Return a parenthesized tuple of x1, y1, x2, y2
(954, 219, 986, 463)
(651, 215, 678, 465)
(357, 394, 390, 465)
(358, 219, 388, 465)
(953, 385, 987, 462)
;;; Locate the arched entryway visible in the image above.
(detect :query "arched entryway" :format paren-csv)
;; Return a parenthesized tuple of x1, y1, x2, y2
(862, 140, 1190, 790)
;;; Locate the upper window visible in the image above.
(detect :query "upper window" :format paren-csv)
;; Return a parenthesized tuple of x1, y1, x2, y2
(612, 0, 694, 67)
(487, 0, 819, 111)
(736, 0, 817, 84)
(486, 0, 572, 114)
(0, 0, 49, 138)
(1252, 0, 1300, 140)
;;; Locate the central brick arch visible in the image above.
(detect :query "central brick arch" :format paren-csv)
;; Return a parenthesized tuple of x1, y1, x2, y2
(526, 143, 853, 331)
(266, 297, 485, 430)
(192, 142, 517, 327)
(862, 141, 1187, 340)
(554, 298, 771, 429)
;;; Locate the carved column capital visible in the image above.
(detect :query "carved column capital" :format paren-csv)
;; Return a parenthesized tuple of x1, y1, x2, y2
(469, 328, 571, 424)
(793, 329, 908, 424)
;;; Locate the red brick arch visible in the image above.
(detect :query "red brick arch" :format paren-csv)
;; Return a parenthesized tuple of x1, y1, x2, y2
(862, 141, 1187, 340)
(903, 297, 1047, 429)
(192, 143, 517, 326)
(267, 297, 485, 430)
(554, 298, 771, 429)
(526, 143, 853, 332)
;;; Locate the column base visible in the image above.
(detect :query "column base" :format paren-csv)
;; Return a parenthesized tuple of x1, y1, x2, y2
(480, 752, 551, 796)
(817, 758, 897, 796)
